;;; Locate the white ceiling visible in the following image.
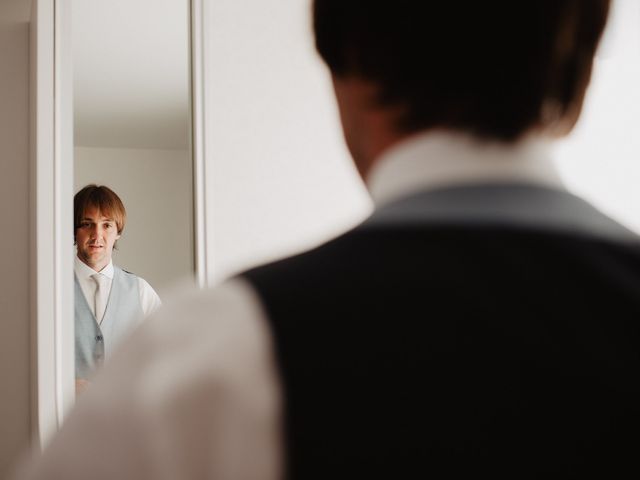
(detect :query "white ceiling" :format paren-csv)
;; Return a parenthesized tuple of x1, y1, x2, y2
(72, 0, 190, 149)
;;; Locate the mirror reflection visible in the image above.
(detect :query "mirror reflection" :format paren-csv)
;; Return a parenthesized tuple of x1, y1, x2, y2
(71, 0, 192, 391)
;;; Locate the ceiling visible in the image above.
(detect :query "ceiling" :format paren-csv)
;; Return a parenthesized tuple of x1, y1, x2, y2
(72, 0, 190, 149)
(1, 0, 189, 149)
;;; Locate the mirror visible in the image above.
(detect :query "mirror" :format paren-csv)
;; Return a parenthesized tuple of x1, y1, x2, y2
(70, 0, 194, 392)
(72, 0, 194, 297)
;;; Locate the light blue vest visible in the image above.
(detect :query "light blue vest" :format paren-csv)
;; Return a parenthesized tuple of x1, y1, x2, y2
(74, 266, 144, 379)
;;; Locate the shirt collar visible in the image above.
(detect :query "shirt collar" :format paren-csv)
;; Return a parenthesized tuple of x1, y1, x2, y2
(74, 255, 115, 280)
(366, 130, 564, 208)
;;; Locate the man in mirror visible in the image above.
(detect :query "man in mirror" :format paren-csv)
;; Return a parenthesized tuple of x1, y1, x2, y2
(17, 1, 640, 478)
(73, 185, 161, 394)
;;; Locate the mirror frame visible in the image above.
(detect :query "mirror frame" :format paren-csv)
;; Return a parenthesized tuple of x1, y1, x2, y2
(31, 0, 209, 449)
(30, 0, 74, 449)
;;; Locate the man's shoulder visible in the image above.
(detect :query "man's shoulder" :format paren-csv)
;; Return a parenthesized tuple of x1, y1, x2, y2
(245, 184, 640, 283)
(132, 278, 268, 358)
(111, 266, 161, 312)
(112, 266, 144, 290)
(245, 214, 639, 270)
(241, 211, 640, 309)
(114, 265, 138, 277)
(19, 277, 279, 480)
(113, 266, 153, 285)
(240, 184, 640, 306)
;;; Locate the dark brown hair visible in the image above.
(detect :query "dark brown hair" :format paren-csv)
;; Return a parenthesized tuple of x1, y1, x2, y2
(74, 185, 126, 241)
(314, 0, 610, 141)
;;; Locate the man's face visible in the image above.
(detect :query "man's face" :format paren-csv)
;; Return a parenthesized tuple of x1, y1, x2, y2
(75, 207, 121, 272)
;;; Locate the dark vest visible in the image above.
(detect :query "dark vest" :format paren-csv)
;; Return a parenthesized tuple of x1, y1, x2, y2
(242, 184, 640, 478)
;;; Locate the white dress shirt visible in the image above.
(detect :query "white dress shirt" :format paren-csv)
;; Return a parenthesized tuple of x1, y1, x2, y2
(74, 256, 162, 319)
(20, 132, 566, 480)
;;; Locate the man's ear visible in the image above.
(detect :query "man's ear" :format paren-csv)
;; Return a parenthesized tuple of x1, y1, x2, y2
(332, 74, 408, 181)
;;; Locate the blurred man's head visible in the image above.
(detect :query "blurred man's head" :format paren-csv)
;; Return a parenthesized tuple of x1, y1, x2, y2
(313, 1, 611, 176)
(74, 185, 126, 271)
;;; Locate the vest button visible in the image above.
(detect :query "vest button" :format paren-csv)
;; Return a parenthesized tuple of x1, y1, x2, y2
(95, 335, 103, 342)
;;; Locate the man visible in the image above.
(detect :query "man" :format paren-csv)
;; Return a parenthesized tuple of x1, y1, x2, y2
(20, 1, 640, 478)
(73, 185, 161, 392)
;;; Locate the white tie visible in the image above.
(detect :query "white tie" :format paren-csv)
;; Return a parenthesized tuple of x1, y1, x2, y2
(92, 273, 109, 324)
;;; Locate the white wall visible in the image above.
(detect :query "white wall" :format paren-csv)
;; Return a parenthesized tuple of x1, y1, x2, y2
(555, 0, 640, 233)
(75, 147, 194, 296)
(203, 0, 372, 281)
(0, 19, 31, 478)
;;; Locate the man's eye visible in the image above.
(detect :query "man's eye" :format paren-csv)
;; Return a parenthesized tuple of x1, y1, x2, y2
(80, 223, 90, 228)
(104, 224, 113, 229)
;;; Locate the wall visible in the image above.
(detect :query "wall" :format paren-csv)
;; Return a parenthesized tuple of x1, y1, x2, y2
(203, 0, 372, 281)
(75, 146, 194, 296)
(0, 19, 31, 478)
(555, 0, 640, 233)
